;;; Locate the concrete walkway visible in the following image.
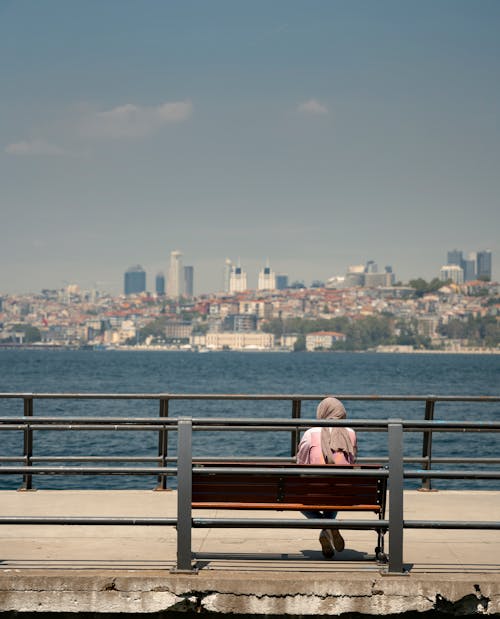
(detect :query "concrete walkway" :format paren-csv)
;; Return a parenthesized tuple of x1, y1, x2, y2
(0, 490, 499, 615)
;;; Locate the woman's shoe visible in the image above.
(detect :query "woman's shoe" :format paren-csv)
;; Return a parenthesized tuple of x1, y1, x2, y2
(319, 529, 335, 558)
(331, 529, 345, 552)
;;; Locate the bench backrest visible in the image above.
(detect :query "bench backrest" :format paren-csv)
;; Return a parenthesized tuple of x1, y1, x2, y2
(192, 464, 387, 514)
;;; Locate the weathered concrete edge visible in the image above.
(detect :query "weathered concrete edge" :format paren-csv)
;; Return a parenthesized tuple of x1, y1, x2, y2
(0, 571, 498, 616)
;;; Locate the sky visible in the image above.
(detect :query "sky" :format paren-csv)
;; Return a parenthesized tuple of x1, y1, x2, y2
(1, 0, 499, 295)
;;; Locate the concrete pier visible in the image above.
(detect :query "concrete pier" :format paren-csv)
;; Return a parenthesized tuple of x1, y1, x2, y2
(0, 489, 499, 616)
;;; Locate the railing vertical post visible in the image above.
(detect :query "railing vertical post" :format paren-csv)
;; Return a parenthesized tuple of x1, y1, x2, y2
(420, 398, 435, 492)
(156, 397, 169, 491)
(387, 419, 405, 574)
(19, 395, 34, 491)
(290, 399, 302, 457)
(173, 418, 196, 573)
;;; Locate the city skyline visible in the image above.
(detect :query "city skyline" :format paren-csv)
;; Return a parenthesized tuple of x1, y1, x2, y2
(1, 1, 499, 295)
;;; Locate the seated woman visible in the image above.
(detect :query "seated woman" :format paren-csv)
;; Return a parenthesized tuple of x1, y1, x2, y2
(296, 397, 357, 558)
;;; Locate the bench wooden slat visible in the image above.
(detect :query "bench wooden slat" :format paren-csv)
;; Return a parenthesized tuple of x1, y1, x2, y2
(192, 463, 386, 515)
(192, 502, 381, 511)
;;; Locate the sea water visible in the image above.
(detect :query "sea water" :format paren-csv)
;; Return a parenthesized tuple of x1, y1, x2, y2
(0, 349, 498, 490)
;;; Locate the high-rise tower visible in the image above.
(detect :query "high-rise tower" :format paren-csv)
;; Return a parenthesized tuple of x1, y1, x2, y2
(257, 261, 276, 290)
(155, 272, 165, 296)
(229, 261, 247, 293)
(124, 265, 146, 295)
(167, 251, 184, 298)
(477, 250, 492, 280)
(184, 266, 194, 297)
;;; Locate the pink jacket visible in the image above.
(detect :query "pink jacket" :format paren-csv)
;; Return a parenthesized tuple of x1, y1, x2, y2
(296, 427, 357, 465)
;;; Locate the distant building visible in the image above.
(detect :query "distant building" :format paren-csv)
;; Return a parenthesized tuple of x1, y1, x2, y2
(124, 265, 146, 295)
(305, 331, 346, 351)
(224, 258, 233, 292)
(167, 251, 183, 298)
(222, 313, 257, 332)
(164, 320, 193, 340)
(440, 264, 464, 285)
(446, 248, 492, 281)
(229, 262, 247, 293)
(364, 271, 395, 287)
(184, 266, 194, 297)
(257, 262, 276, 290)
(275, 274, 289, 290)
(447, 249, 464, 269)
(343, 262, 395, 288)
(463, 256, 476, 282)
(204, 331, 274, 351)
(155, 272, 165, 296)
(477, 250, 492, 280)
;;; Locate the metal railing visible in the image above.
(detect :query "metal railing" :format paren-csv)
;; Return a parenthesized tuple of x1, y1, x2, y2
(0, 392, 499, 491)
(0, 410, 499, 574)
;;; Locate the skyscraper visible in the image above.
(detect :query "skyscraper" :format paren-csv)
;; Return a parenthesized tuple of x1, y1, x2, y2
(476, 250, 492, 280)
(229, 261, 247, 293)
(184, 266, 194, 298)
(155, 272, 165, 295)
(257, 261, 276, 290)
(124, 265, 146, 295)
(167, 251, 183, 298)
(224, 258, 232, 293)
(275, 274, 288, 290)
(447, 249, 464, 268)
(463, 254, 476, 282)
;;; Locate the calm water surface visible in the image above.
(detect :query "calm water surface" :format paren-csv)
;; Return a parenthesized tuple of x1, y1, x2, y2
(0, 350, 498, 490)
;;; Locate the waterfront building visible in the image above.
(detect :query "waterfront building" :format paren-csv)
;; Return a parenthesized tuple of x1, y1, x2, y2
(184, 266, 194, 298)
(439, 264, 464, 285)
(257, 262, 276, 290)
(167, 251, 183, 298)
(305, 331, 346, 351)
(124, 265, 146, 295)
(203, 331, 274, 351)
(229, 262, 247, 293)
(155, 272, 165, 296)
(477, 250, 492, 280)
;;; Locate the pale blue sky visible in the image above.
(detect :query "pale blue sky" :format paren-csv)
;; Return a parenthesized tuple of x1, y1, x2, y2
(1, 0, 499, 294)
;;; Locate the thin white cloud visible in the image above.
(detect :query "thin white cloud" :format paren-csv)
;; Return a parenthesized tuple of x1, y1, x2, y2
(5, 139, 67, 156)
(297, 99, 329, 115)
(80, 100, 193, 139)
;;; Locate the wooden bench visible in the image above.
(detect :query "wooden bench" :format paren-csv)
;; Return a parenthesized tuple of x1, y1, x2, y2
(191, 463, 388, 561)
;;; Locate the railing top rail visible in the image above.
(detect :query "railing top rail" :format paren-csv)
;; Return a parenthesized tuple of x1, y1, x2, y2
(0, 392, 499, 402)
(0, 416, 499, 430)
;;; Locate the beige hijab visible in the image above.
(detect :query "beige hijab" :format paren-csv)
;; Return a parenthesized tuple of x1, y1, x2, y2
(317, 397, 356, 464)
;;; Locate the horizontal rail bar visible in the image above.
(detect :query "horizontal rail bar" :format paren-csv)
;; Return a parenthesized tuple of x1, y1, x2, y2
(404, 470, 500, 479)
(191, 518, 389, 529)
(1, 417, 499, 430)
(0, 517, 177, 526)
(404, 520, 500, 529)
(1, 392, 499, 402)
(0, 466, 177, 475)
(2, 466, 498, 479)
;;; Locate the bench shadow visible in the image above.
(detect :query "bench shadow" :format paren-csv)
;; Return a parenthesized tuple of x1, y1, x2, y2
(194, 547, 377, 567)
